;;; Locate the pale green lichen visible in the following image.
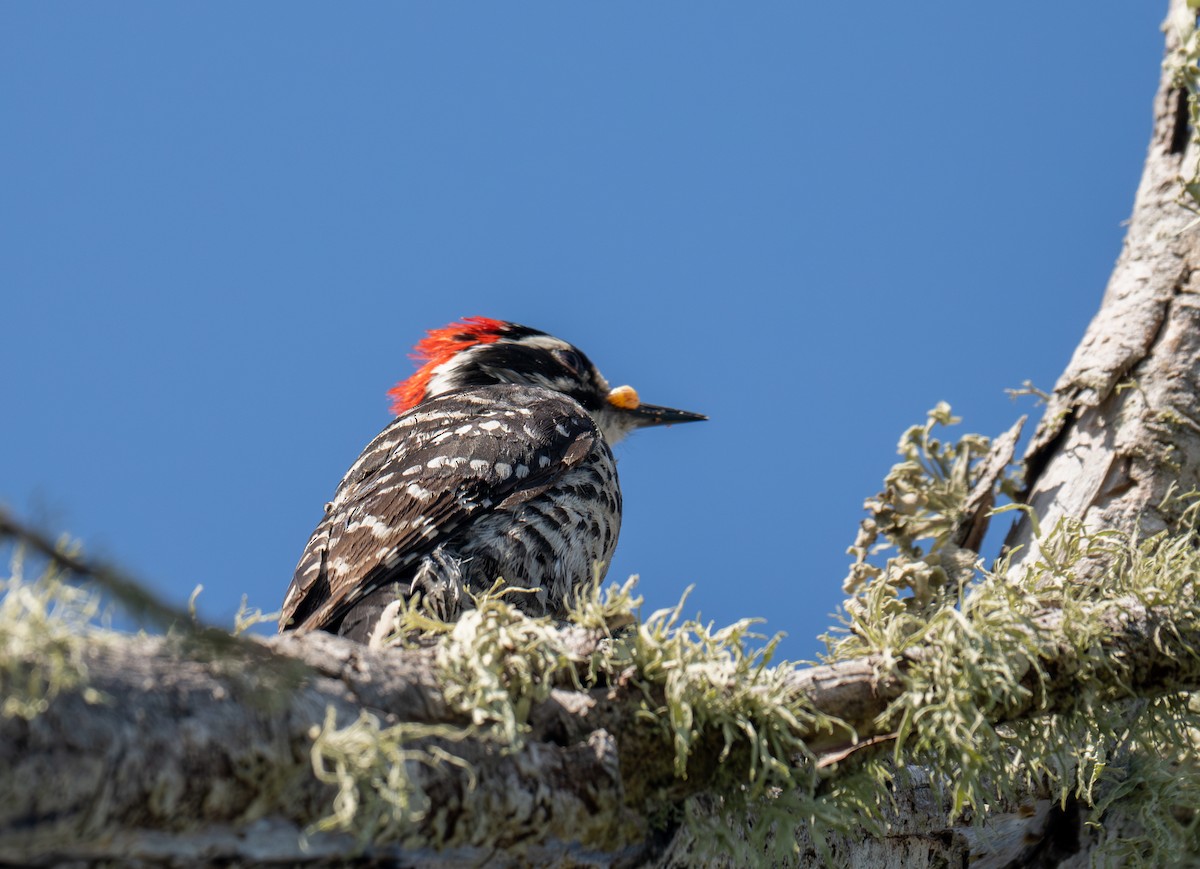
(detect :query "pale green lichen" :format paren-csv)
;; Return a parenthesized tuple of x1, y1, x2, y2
(437, 588, 585, 743)
(0, 546, 104, 719)
(610, 599, 845, 861)
(822, 405, 1200, 865)
(306, 579, 641, 847)
(308, 706, 475, 846)
(307, 574, 843, 858)
(231, 594, 281, 637)
(389, 576, 641, 744)
(840, 401, 1014, 618)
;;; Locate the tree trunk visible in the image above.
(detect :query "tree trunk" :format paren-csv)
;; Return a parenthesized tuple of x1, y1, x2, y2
(1008, 1, 1200, 569)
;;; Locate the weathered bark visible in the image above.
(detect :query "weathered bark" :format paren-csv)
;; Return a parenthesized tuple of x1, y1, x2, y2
(1008, 2, 1200, 570)
(0, 630, 648, 867)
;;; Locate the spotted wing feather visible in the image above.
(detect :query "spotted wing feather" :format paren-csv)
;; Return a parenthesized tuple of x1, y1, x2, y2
(280, 385, 599, 633)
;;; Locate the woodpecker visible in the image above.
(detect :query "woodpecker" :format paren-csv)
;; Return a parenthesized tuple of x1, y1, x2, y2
(279, 317, 705, 642)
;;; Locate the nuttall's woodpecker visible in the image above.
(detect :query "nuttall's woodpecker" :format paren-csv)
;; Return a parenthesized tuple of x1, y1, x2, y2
(279, 317, 705, 642)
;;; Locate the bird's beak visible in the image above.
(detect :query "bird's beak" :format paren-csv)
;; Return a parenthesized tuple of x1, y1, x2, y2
(607, 385, 707, 428)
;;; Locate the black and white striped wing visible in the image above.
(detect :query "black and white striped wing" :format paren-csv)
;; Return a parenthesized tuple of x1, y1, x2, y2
(279, 386, 598, 633)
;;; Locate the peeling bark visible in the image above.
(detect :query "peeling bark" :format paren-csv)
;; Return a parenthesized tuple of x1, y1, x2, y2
(1010, 2, 1200, 569)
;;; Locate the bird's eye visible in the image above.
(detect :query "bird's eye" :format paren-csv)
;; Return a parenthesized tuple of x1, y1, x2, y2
(557, 349, 584, 373)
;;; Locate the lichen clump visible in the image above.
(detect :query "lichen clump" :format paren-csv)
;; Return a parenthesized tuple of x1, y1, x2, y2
(0, 548, 101, 719)
(829, 405, 1200, 863)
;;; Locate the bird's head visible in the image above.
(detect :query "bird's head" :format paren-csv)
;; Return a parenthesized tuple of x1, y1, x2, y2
(387, 316, 706, 445)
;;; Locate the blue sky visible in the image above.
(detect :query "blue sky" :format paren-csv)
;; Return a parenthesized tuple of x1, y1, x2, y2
(1, 3, 1165, 659)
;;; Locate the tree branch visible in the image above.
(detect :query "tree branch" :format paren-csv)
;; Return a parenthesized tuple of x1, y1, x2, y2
(2, 588, 1197, 866)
